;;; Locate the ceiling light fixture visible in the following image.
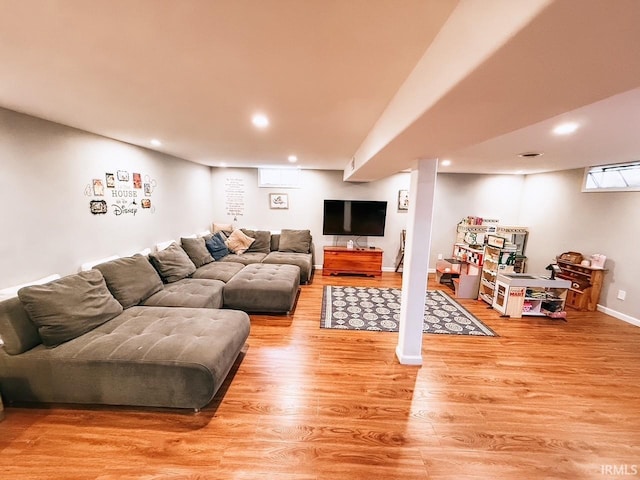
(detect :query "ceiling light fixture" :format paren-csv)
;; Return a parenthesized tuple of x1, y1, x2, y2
(150, 139, 162, 147)
(288, 155, 298, 163)
(553, 122, 579, 135)
(518, 152, 544, 158)
(252, 113, 269, 129)
(441, 159, 451, 167)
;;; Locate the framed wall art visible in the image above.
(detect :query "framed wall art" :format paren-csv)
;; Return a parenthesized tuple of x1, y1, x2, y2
(398, 189, 409, 211)
(269, 193, 288, 209)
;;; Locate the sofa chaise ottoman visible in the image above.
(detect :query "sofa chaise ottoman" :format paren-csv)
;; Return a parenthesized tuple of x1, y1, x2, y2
(0, 270, 250, 410)
(223, 263, 300, 313)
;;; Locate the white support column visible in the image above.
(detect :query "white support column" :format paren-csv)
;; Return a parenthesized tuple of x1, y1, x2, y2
(396, 158, 438, 365)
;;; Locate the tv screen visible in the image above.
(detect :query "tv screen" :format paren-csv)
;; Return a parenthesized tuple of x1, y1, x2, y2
(323, 200, 387, 237)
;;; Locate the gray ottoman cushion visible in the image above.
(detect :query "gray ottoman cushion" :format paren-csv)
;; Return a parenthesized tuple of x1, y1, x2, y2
(223, 263, 300, 313)
(220, 252, 267, 265)
(0, 306, 250, 409)
(192, 261, 245, 283)
(143, 279, 224, 309)
(262, 251, 313, 284)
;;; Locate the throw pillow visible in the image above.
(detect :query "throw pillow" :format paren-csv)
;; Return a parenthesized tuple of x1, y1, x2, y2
(180, 237, 214, 268)
(149, 242, 197, 283)
(94, 254, 164, 309)
(212, 223, 234, 234)
(17, 270, 123, 347)
(225, 229, 255, 254)
(242, 229, 271, 254)
(278, 229, 312, 253)
(205, 232, 229, 260)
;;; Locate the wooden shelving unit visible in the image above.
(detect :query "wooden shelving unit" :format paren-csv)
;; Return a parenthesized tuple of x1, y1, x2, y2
(478, 244, 517, 305)
(556, 259, 607, 311)
(323, 246, 383, 277)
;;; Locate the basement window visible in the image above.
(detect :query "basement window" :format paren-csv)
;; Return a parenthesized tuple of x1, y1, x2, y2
(582, 162, 640, 192)
(258, 167, 301, 188)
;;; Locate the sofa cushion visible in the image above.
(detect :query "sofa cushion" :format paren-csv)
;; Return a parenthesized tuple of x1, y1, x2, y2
(0, 296, 42, 354)
(220, 252, 268, 265)
(192, 261, 245, 283)
(142, 278, 224, 309)
(241, 229, 271, 254)
(225, 229, 255, 254)
(181, 237, 214, 268)
(205, 232, 229, 260)
(278, 229, 312, 253)
(212, 223, 234, 234)
(94, 254, 164, 309)
(17, 270, 123, 347)
(149, 242, 197, 283)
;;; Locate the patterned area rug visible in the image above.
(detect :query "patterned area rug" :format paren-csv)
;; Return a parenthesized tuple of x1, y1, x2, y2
(321, 286, 497, 336)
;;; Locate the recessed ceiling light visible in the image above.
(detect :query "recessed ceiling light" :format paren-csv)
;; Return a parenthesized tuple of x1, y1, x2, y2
(441, 159, 451, 167)
(252, 113, 269, 129)
(150, 139, 162, 147)
(518, 152, 544, 158)
(288, 155, 298, 163)
(553, 122, 579, 135)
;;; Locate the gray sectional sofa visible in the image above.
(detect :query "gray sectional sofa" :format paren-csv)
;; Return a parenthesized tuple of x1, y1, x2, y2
(0, 270, 250, 410)
(0, 227, 313, 410)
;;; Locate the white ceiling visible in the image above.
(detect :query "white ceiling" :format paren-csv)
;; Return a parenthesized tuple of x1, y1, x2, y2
(1, 0, 640, 179)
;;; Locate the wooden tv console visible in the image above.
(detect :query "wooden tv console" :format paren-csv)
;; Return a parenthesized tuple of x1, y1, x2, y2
(323, 246, 383, 277)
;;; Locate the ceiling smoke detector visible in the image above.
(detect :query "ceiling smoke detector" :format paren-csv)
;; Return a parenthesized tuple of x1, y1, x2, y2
(518, 152, 544, 158)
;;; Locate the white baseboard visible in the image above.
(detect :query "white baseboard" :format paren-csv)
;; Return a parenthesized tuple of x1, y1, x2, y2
(597, 305, 640, 327)
(381, 268, 436, 273)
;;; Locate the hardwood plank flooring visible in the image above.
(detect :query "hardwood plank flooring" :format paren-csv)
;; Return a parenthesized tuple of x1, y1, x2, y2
(1, 272, 639, 479)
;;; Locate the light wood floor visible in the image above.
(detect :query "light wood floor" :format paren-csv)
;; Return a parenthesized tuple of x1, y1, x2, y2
(1, 272, 639, 479)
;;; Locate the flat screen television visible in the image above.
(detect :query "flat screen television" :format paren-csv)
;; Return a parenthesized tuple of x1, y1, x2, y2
(323, 200, 387, 237)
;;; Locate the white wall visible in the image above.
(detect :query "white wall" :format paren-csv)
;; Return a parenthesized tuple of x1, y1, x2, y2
(430, 173, 525, 267)
(520, 168, 639, 320)
(210, 167, 527, 270)
(210, 168, 411, 268)
(0, 108, 213, 289)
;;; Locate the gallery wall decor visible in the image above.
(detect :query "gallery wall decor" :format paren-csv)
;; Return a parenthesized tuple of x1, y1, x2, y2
(85, 170, 157, 216)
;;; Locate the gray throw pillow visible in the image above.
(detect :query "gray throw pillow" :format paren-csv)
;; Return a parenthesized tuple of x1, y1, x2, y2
(94, 254, 164, 308)
(149, 242, 197, 283)
(17, 270, 123, 347)
(278, 229, 312, 253)
(242, 229, 271, 254)
(181, 237, 214, 268)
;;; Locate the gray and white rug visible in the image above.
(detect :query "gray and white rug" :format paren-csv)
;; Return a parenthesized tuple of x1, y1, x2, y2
(321, 286, 497, 336)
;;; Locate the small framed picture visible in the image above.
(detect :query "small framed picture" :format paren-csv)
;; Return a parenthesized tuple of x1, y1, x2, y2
(105, 173, 115, 188)
(269, 193, 288, 209)
(117, 170, 130, 182)
(132, 172, 142, 189)
(89, 200, 108, 215)
(398, 189, 409, 210)
(92, 179, 105, 196)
